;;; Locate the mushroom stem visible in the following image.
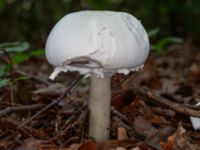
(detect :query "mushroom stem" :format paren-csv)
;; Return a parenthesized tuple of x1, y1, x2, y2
(89, 74, 111, 142)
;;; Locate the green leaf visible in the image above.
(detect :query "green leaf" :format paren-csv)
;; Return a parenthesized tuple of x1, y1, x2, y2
(0, 79, 9, 88)
(12, 53, 30, 64)
(0, 42, 29, 54)
(5, 42, 29, 53)
(31, 49, 45, 56)
(153, 36, 183, 55)
(0, 41, 19, 48)
(148, 28, 160, 38)
(12, 76, 29, 84)
(0, 65, 10, 76)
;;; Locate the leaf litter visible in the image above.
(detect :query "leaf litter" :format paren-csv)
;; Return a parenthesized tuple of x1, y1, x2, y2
(0, 41, 200, 149)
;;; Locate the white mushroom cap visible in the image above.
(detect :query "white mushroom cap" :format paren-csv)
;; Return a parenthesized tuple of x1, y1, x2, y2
(45, 11, 149, 79)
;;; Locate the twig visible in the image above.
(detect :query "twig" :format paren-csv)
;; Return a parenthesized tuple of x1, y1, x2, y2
(111, 106, 129, 123)
(0, 70, 51, 86)
(130, 85, 200, 118)
(17, 76, 83, 128)
(0, 104, 45, 117)
(0, 117, 36, 137)
(49, 103, 88, 143)
(61, 108, 88, 147)
(185, 104, 200, 110)
(15, 69, 51, 86)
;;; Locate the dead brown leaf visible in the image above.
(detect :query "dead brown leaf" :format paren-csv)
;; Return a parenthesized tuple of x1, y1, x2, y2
(145, 127, 173, 150)
(133, 116, 157, 138)
(97, 140, 135, 150)
(160, 123, 198, 150)
(114, 147, 127, 150)
(16, 138, 58, 150)
(78, 141, 96, 150)
(117, 127, 128, 140)
(172, 125, 197, 150)
(112, 90, 136, 111)
(16, 138, 42, 150)
(0, 139, 12, 149)
(122, 98, 154, 123)
(64, 144, 80, 150)
(188, 63, 200, 86)
(150, 115, 169, 128)
(133, 142, 154, 150)
(130, 147, 140, 150)
(160, 134, 175, 150)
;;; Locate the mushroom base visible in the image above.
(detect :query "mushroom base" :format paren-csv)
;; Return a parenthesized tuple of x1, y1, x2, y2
(88, 74, 111, 142)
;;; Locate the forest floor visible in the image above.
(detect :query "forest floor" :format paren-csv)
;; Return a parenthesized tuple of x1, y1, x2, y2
(0, 40, 200, 150)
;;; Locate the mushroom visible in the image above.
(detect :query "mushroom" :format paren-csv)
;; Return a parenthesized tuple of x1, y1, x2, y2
(45, 11, 149, 142)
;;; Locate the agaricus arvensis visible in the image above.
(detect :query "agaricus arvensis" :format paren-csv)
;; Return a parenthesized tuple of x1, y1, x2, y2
(45, 11, 149, 142)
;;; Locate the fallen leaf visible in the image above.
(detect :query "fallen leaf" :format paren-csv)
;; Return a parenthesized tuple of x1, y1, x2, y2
(65, 144, 80, 150)
(188, 63, 200, 86)
(122, 98, 154, 122)
(0, 139, 12, 149)
(133, 116, 157, 139)
(115, 147, 127, 150)
(150, 115, 169, 128)
(112, 90, 136, 111)
(172, 124, 197, 150)
(117, 127, 128, 140)
(130, 147, 140, 150)
(78, 141, 96, 150)
(160, 123, 198, 150)
(16, 138, 42, 150)
(160, 134, 175, 150)
(16, 138, 58, 150)
(97, 140, 135, 150)
(133, 142, 153, 150)
(145, 127, 173, 150)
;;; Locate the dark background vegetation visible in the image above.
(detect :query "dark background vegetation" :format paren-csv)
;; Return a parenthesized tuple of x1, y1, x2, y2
(0, 0, 200, 48)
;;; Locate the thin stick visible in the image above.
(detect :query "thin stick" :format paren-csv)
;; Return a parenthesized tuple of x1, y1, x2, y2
(130, 85, 200, 118)
(17, 76, 83, 128)
(0, 104, 45, 117)
(48, 106, 87, 144)
(0, 117, 36, 137)
(0, 70, 51, 86)
(16, 69, 51, 85)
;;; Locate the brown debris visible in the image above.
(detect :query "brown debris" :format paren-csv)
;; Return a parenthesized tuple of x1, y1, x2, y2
(1, 42, 200, 149)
